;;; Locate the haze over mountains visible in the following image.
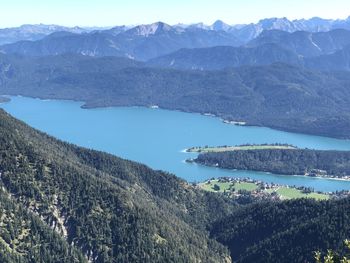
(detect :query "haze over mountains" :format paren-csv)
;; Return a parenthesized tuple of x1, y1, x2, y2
(0, 22, 242, 60)
(2, 16, 350, 45)
(0, 24, 103, 45)
(149, 29, 350, 71)
(207, 16, 350, 42)
(1, 16, 350, 60)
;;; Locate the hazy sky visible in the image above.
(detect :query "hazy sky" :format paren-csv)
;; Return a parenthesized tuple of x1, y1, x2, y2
(1, 0, 350, 27)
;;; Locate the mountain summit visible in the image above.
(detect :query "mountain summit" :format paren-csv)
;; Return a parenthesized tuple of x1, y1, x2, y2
(212, 20, 231, 31)
(126, 22, 174, 36)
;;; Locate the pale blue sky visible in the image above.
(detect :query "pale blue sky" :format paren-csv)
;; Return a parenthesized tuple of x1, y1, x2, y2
(1, 0, 350, 27)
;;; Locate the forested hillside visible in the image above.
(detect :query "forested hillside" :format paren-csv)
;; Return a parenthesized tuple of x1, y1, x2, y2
(0, 109, 234, 262)
(210, 198, 350, 263)
(147, 44, 301, 70)
(0, 188, 86, 263)
(248, 29, 350, 57)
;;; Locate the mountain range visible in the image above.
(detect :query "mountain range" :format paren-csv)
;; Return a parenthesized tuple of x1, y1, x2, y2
(156, 16, 350, 42)
(2, 21, 350, 66)
(0, 22, 242, 60)
(186, 16, 350, 42)
(148, 29, 350, 71)
(0, 24, 102, 45)
(1, 16, 350, 57)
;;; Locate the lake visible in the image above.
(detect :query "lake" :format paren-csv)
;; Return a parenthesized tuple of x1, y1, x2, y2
(2, 96, 350, 192)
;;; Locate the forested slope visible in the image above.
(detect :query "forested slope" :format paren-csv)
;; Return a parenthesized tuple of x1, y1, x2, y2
(210, 198, 350, 263)
(0, 188, 86, 263)
(0, 109, 234, 262)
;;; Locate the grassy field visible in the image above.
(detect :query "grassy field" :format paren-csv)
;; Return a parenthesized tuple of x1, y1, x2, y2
(187, 144, 297, 153)
(234, 182, 258, 191)
(268, 187, 330, 200)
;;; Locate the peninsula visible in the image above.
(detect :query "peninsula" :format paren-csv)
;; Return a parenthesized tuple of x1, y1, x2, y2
(190, 145, 350, 180)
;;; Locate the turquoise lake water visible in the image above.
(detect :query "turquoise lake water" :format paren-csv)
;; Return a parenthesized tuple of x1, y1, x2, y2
(2, 96, 350, 192)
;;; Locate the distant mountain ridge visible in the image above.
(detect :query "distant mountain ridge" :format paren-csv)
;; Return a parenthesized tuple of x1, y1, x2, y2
(147, 43, 301, 70)
(0, 31, 127, 57)
(186, 16, 350, 42)
(1, 15, 349, 48)
(0, 22, 242, 60)
(0, 24, 107, 45)
(248, 29, 350, 57)
(149, 29, 350, 71)
(1, 16, 350, 61)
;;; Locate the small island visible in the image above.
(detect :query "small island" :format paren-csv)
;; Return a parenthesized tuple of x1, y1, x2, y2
(188, 144, 350, 180)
